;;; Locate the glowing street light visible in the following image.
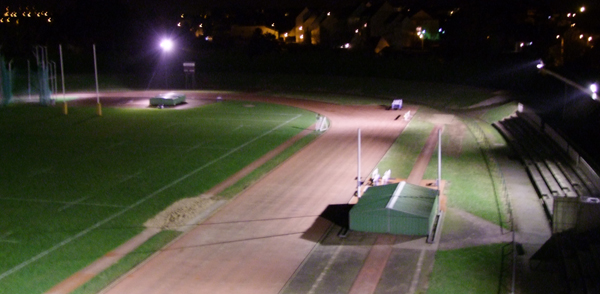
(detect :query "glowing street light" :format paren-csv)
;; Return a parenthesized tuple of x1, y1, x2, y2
(537, 61, 545, 69)
(580, 6, 586, 13)
(538, 62, 599, 102)
(160, 39, 174, 52)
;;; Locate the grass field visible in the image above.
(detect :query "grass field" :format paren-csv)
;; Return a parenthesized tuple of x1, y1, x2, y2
(0, 101, 315, 293)
(372, 103, 518, 293)
(2, 72, 519, 293)
(427, 244, 505, 294)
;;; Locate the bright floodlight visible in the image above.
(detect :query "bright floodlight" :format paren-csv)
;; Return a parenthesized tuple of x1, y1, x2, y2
(580, 6, 586, 13)
(160, 39, 174, 51)
(536, 61, 545, 69)
(591, 84, 598, 99)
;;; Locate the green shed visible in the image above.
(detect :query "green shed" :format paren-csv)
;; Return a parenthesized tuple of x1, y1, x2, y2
(349, 181, 439, 236)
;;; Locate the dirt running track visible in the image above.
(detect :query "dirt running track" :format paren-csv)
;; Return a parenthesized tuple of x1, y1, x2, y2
(91, 92, 415, 294)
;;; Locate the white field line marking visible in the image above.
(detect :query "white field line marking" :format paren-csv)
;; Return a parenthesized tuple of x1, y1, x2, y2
(231, 124, 244, 132)
(408, 249, 426, 294)
(58, 195, 93, 212)
(0, 114, 302, 282)
(0, 232, 19, 244)
(58, 171, 142, 212)
(117, 171, 143, 184)
(186, 124, 244, 152)
(0, 197, 125, 208)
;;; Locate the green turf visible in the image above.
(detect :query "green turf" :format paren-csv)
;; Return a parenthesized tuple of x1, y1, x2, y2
(423, 123, 504, 226)
(478, 101, 518, 124)
(374, 117, 435, 179)
(1, 78, 513, 293)
(427, 244, 505, 294)
(0, 101, 315, 293)
(374, 107, 506, 226)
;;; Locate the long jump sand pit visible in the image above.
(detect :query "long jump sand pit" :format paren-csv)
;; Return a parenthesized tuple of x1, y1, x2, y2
(144, 195, 217, 231)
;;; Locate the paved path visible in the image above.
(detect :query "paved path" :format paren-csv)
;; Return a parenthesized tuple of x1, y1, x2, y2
(99, 93, 416, 294)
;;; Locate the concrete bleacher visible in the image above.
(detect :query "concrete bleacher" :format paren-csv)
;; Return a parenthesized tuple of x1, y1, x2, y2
(494, 110, 600, 294)
(494, 115, 599, 219)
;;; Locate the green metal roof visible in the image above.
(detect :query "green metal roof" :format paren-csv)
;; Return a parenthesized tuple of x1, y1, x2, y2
(350, 181, 440, 235)
(385, 181, 439, 217)
(354, 181, 438, 218)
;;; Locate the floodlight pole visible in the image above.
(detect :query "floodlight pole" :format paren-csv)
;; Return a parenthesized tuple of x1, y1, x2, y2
(27, 60, 31, 100)
(357, 128, 362, 198)
(59, 44, 67, 115)
(437, 127, 442, 213)
(93, 44, 102, 116)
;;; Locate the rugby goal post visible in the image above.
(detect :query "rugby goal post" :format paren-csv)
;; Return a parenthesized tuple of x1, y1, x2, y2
(316, 115, 329, 132)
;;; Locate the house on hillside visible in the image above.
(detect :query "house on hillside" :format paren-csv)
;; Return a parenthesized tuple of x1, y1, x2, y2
(293, 8, 323, 44)
(230, 25, 279, 39)
(400, 10, 440, 49)
(374, 9, 405, 52)
(284, 2, 442, 52)
(370, 1, 403, 38)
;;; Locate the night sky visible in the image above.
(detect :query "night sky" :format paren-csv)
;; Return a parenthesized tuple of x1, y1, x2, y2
(8, 0, 362, 10)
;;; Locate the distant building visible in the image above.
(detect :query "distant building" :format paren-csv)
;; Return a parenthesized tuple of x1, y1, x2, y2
(230, 25, 279, 39)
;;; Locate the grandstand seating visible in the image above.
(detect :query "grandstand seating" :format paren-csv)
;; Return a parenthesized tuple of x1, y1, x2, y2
(494, 114, 600, 293)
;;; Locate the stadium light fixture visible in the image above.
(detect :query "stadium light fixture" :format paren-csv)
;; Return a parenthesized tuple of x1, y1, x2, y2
(160, 39, 174, 52)
(536, 61, 544, 69)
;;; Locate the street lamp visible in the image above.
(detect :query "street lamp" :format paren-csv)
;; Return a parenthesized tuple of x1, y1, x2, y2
(537, 62, 599, 119)
(537, 61, 544, 69)
(160, 39, 174, 52)
(159, 38, 174, 89)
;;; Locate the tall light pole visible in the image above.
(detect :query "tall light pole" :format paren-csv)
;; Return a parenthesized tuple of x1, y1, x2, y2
(537, 61, 598, 119)
(159, 39, 174, 89)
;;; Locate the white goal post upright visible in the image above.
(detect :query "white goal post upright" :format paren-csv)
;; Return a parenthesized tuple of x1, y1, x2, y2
(93, 44, 102, 116)
(437, 127, 442, 212)
(315, 115, 328, 132)
(59, 44, 67, 115)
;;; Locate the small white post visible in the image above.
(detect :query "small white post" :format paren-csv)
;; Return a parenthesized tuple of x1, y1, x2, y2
(357, 128, 362, 198)
(437, 127, 442, 213)
(93, 44, 102, 116)
(27, 60, 31, 100)
(59, 44, 67, 114)
(437, 128, 441, 188)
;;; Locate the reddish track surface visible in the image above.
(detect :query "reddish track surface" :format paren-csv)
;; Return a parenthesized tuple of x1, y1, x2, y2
(78, 92, 416, 294)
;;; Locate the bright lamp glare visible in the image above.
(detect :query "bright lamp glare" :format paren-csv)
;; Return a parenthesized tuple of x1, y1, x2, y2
(160, 39, 174, 51)
(536, 62, 544, 69)
(590, 84, 598, 93)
